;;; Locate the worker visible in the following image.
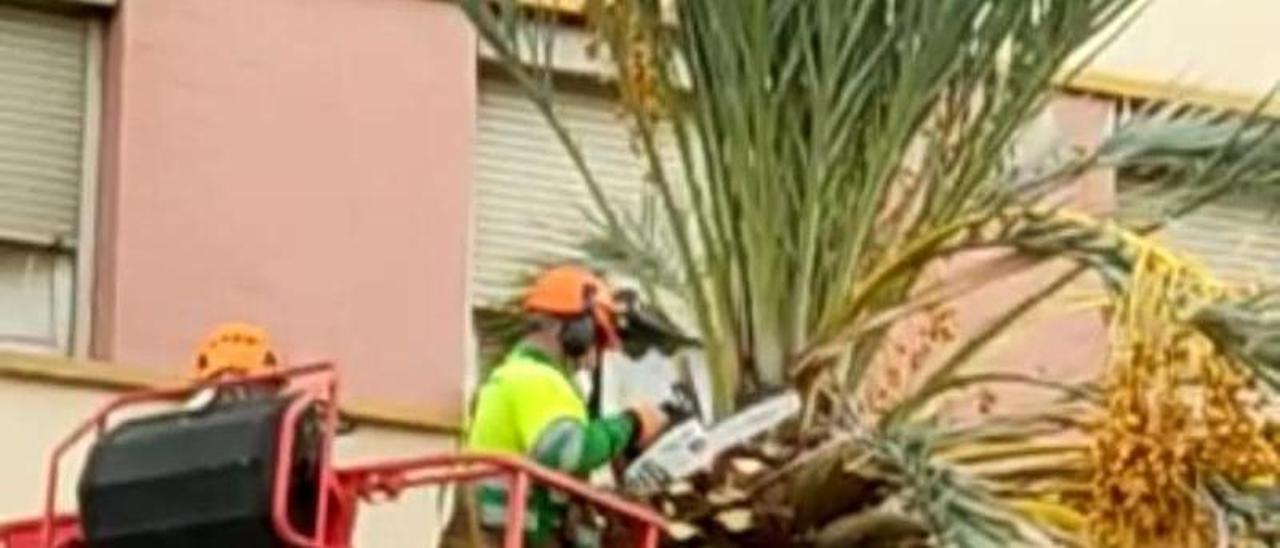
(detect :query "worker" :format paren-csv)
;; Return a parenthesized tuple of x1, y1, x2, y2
(185, 321, 326, 522)
(185, 322, 280, 409)
(441, 266, 674, 548)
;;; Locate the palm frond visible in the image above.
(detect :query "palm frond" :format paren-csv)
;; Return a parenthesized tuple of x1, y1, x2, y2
(1190, 291, 1280, 391)
(1206, 475, 1280, 542)
(877, 422, 1057, 547)
(1100, 95, 1280, 224)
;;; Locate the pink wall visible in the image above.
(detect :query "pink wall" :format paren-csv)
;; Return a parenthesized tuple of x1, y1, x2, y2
(94, 0, 475, 418)
(860, 94, 1116, 420)
(940, 95, 1116, 417)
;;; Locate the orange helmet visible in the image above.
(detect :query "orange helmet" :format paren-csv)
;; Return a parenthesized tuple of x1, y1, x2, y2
(191, 323, 278, 381)
(523, 266, 619, 350)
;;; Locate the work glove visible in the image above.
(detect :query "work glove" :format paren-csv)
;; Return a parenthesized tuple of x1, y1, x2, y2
(621, 384, 705, 495)
(626, 386, 697, 454)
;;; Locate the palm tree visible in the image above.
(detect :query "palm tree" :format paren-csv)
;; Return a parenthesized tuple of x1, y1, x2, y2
(462, 0, 1280, 545)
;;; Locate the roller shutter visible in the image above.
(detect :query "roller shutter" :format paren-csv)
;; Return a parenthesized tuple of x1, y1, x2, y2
(0, 2, 89, 247)
(1120, 183, 1280, 284)
(472, 77, 654, 306)
(0, 1, 92, 353)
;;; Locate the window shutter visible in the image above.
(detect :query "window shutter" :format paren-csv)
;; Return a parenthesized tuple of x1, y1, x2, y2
(472, 78, 652, 306)
(1120, 184, 1280, 284)
(0, 3, 88, 247)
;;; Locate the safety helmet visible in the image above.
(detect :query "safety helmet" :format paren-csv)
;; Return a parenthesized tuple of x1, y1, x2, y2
(191, 323, 278, 381)
(523, 266, 619, 355)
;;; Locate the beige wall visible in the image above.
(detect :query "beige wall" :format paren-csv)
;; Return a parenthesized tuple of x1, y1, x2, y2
(0, 377, 455, 547)
(1079, 0, 1280, 107)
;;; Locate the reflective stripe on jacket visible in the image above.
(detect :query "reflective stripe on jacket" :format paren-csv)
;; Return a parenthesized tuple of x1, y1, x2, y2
(465, 345, 636, 545)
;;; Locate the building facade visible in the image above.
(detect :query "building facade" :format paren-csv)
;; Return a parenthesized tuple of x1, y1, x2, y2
(0, 0, 1276, 545)
(1, 0, 474, 544)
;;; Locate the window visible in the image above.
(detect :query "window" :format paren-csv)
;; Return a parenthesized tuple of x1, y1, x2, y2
(470, 74, 658, 306)
(1119, 183, 1280, 285)
(0, 2, 100, 354)
(1114, 98, 1280, 286)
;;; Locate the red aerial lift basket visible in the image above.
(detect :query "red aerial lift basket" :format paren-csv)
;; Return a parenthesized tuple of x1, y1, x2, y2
(0, 363, 664, 548)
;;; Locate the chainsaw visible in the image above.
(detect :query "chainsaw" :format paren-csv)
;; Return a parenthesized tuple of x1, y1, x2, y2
(622, 387, 800, 496)
(607, 292, 800, 495)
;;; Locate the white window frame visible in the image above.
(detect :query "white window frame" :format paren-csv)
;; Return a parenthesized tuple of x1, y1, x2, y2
(0, 8, 103, 357)
(72, 17, 103, 357)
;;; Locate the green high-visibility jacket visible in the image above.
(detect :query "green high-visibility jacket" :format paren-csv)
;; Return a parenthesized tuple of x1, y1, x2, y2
(465, 345, 637, 545)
